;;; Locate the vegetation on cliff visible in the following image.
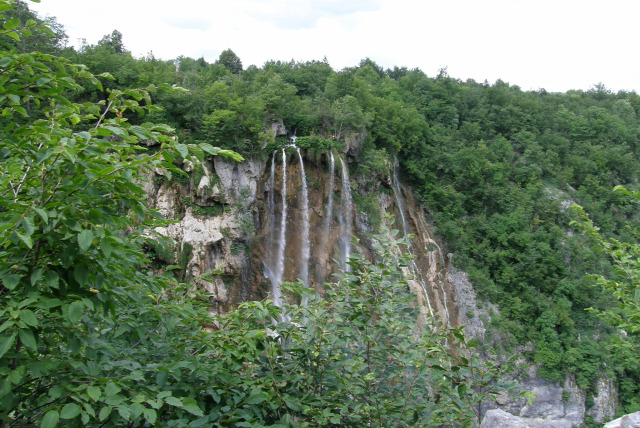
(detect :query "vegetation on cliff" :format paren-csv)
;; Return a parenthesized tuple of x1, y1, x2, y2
(0, 1, 517, 426)
(3, 0, 640, 423)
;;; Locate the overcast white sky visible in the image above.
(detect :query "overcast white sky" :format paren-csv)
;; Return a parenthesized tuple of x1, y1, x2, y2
(30, 0, 640, 93)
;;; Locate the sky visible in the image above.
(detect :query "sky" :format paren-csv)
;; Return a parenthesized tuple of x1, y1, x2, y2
(30, 0, 640, 93)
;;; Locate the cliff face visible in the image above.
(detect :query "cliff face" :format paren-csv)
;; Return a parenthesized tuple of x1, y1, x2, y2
(145, 147, 616, 426)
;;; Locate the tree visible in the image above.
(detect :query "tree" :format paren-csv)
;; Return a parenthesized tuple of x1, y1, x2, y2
(97, 29, 124, 53)
(572, 188, 640, 413)
(217, 48, 242, 74)
(0, 2, 242, 425)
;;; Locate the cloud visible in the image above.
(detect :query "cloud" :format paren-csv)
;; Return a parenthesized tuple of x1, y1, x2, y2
(163, 17, 212, 31)
(245, 0, 381, 30)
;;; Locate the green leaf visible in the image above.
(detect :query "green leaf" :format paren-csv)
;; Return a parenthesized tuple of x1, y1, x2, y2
(78, 229, 94, 252)
(60, 403, 81, 419)
(165, 396, 182, 407)
(74, 264, 89, 286)
(175, 143, 188, 158)
(129, 403, 144, 419)
(23, 216, 35, 236)
(3, 274, 20, 290)
(104, 381, 121, 397)
(44, 270, 59, 289)
(129, 125, 150, 140)
(100, 238, 112, 258)
(143, 408, 157, 424)
(0, 332, 16, 359)
(41, 410, 60, 428)
(67, 301, 84, 323)
(19, 310, 38, 327)
(31, 267, 43, 286)
(16, 231, 33, 249)
(34, 207, 48, 224)
(18, 328, 37, 351)
(87, 386, 101, 401)
(0, 4, 14, 13)
(117, 405, 131, 420)
(181, 397, 204, 416)
(99, 406, 112, 421)
(3, 18, 20, 30)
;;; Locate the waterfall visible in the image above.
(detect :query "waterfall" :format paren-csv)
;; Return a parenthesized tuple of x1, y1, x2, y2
(414, 204, 451, 325)
(339, 155, 353, 271)
(267, 152, 276, 267)
(392, 160, 435, 319)
(317, 150, 335, 285)
(272, 148, 288, 307)
(296, 148, 310, 295)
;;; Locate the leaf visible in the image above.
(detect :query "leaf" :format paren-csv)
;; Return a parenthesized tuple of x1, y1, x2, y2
(67, 301, 84, 323)
(41, 410, 60, 428)
(60, 403, 81, 419)
(164, 396, 182, 407)
(74, 264, 89, 286)
(87, 386, 101, 401)
(78, 229, 94, 252)
(181, 397, 204, 416)
(19, 310, 38, 327)
(129, 403, 144, 419)
(216, 149, 244, 162)
(99, 406, 112, 421)
(34, 207, 48, 224)
(23, 216, 35, 236)
(18, 328, 37, 350)
(129, 125, 151, 140)
(44, 270, 59, 289)
(16, 231, 33, 249)
(100, 238, 112, 258)
(104, 381, 121, 397)
(175, 143, 188, 158)
(143, 408, 157, 425)
(0, 332, 16, 359)
(31, 268, 43, 286)
(3, 274, 20, 290)
(117, 405, 131, 420)
(3, 18, 20, 30)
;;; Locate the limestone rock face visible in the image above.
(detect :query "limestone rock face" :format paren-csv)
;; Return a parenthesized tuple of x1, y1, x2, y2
(604, 411, 640, 428)
(480, 409, 526, 428)
(214, 157, 265, 206)
(589, 376, 618, 424)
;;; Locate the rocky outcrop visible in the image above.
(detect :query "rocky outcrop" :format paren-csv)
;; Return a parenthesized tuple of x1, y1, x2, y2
(589, 376, 618, 424)
(480, 409, 526, 428)
(605, 411, 640, 428)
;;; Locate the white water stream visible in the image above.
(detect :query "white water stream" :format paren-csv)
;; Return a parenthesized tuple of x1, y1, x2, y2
(392, 161, 435, 319)
(339, 156, 353, 271)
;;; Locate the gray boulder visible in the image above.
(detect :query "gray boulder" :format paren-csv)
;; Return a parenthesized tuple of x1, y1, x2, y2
(480, 409, 527, 428)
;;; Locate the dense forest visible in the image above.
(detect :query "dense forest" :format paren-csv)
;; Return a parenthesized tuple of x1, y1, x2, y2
(2, 1, 640, 426)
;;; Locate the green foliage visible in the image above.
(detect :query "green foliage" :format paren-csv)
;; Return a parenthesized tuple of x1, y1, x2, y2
(0, 6, 243, 425)
(573, 190, 640, 412)
(217, 48, 242, 75)
(197, 228, 520, 427)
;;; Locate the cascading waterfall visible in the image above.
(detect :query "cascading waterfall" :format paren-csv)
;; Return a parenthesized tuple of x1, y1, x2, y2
(317, 150, 335, 285)
(267, 152, 277, 265)
(413, 204, 451, 325)
(392, 161, 435, 319)
(272, 148, 288, 307)
(296, 147, 311, 295)
(339, 156, 353, 271)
